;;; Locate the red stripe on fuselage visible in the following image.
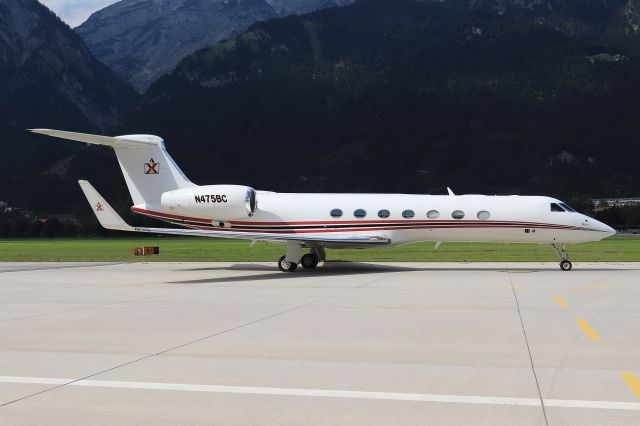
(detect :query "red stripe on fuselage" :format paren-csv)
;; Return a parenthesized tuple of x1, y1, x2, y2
(131, 206, 212, 224)
(174, 223, 583, 234)
(131, 207, 577, 229)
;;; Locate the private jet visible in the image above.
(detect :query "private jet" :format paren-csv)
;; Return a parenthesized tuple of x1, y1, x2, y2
(31, 129, 616, 272)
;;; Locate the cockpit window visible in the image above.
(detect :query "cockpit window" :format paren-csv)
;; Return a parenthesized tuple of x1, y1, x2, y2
(559, 202, 577, 213)
(550, 203, 565, 212)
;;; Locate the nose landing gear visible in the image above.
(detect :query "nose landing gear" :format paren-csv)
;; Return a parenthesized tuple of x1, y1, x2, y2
(560, 260, 572, 271)
(552, 244, 572, 271)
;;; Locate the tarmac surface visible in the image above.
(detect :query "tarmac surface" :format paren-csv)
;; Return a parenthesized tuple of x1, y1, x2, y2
(0, 261, 639, 425)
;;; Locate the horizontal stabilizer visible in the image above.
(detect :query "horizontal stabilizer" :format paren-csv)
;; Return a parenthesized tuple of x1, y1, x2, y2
(30, 129, 163, 148)
(78, 180, 134, 232)
(34, 129, 193, 206)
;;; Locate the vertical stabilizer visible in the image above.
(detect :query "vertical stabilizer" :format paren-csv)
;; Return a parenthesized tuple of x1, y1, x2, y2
(111, 134, 194, 206)
(30, 129, 195, 207)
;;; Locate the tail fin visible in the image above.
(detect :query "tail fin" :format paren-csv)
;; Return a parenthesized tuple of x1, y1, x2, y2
(30, 129, 195, 207)
(78, 180, 134, 231)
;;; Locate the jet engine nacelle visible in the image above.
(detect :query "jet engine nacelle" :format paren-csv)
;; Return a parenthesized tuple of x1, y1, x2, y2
(160, 185, 257, 221)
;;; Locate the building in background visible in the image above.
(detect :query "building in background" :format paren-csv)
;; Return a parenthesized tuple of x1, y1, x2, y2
(592, 198, 640, 212)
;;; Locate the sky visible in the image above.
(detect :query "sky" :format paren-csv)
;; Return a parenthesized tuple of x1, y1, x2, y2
(39, 0, 120, 27)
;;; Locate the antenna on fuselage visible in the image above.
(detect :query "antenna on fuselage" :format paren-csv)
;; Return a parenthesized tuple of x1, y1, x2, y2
(447, 187, 455, 196)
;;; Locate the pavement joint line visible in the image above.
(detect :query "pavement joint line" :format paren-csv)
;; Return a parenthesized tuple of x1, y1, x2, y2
(0, 262, 124, 274)
(506, 266, 549, 426)
(553, 296, 568, 308)
(0, 271, 218, 325)
(0, 291, 179, 325)
(622, 373, 640, 400)
(0, 273, 385, 408)
(1, 376, 640, 411)
(576, 319, 602, 340)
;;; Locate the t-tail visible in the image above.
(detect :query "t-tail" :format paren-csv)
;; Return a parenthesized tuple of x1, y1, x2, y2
(30, 129, 195, 209)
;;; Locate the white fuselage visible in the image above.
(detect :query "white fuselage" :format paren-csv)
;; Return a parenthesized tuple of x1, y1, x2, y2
(134, 192, 615, 247)
(32, 129, 617, 271)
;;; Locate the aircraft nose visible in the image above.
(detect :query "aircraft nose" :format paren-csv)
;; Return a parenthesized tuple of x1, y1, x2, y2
(595, 220, 616, 237)
(582, 216, 616, 237)
(604, 223, 617, 237)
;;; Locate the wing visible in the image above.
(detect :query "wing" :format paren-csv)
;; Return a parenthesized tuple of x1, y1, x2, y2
(79, 180, 391, 247)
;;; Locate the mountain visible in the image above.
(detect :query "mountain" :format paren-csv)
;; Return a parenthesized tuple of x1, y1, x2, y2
(266, 0, 354, 15)
(125, 0, 640, 199)
(444, 0, 610, 17)
(442, 0, 640, 45)
(76, 0, 279, 92)
(583, 0, 640, 48)
(0, 0, 136, 130)
(0, 0, 138, 213)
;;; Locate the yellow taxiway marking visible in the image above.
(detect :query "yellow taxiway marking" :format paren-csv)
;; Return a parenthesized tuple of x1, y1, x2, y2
(622, 373, 640, 400)
(553, 296, 568, 308)
(576, 319, 602, 341)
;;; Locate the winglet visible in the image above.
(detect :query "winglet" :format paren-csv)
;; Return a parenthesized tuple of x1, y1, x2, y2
(447, 187, 455, 196)
(78, 180, 134, 232)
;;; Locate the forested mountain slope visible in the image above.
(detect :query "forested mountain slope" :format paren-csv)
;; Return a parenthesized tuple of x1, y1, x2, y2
(0, 0, 137, 213)
(126, 0, 640, 199)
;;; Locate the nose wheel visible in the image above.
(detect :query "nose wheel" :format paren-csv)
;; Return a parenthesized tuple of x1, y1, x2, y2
(552, 244, 573, 271)
(560, 260, 572, 271)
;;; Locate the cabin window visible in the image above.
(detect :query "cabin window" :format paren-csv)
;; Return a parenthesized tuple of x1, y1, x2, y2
(550, 203, 565, 212)
(330, 209, 343, 218)
(477, 210, 491, 220)
(354, 209, 367, 218)
(559, 202, 577, 212)
(378, 209, 390, 218)
(402, 210, 415, 219)
(427, 210, 440, 219)
(452, 210, 465, 219)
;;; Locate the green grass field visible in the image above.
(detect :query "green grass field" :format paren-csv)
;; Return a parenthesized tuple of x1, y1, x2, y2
(0, 236, 638, 262)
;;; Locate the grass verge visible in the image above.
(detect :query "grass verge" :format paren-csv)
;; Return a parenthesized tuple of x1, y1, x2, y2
(0, 236, 638, 262)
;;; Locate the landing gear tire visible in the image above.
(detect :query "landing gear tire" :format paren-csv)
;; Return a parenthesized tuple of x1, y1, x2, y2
(278, 256, 297, 272)
(301, 253, 319, 269)
(552, 244, 573, 271)
(560, 260, 572, 271)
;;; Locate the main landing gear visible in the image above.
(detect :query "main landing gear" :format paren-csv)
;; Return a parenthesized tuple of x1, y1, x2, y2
(277, 244, 325, 272)
(301, 253, 320, 269)
(278, 256, 298, 272)
(552, 244, 572, 271)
